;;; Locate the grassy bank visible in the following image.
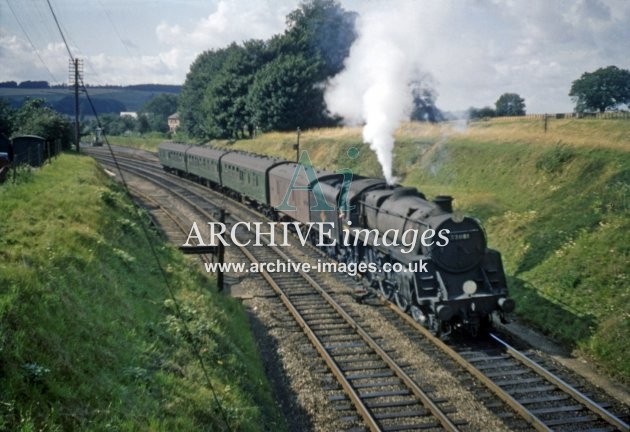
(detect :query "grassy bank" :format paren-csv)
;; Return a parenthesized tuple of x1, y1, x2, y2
(103, 133, 197, 152)
(213, 118, 630, 381)
(103, 134, 171, 151)
(0, 155, 285, 431)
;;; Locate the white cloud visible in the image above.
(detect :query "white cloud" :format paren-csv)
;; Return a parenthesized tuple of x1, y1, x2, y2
(1, 0, 294, 86)
(0, 0, 628, 113)
(156, 22, 182, 43)
(0, 30, 68, 83)
(339, 0, 630, 113)
(157, 0, 292, 50)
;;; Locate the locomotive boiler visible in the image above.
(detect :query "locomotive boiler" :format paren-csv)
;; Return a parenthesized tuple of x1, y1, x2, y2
(158, 142, 515, 336)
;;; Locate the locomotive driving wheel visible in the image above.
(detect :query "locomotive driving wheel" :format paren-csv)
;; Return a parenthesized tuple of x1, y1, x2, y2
(394, 290, 410, 312)
(378, 280, 393, 300)
(393, 273, 412, 311)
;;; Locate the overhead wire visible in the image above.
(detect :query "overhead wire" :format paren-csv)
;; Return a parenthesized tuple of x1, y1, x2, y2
(29, 0, 61, 47)
(44, 1, 101, 84)
(32, 2, 235, 430)
(97, 0, 136, 59)
(81, 87, 235, 431)
(5, 0, 59, 83)
(45, 0, 74, 60)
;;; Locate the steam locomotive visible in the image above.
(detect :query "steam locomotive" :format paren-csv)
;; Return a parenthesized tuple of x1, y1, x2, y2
(159, 141, 514, 336)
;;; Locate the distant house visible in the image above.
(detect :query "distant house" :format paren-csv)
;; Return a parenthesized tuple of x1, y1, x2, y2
(168, 113, 180, 133)
(120, 111, 138, 119)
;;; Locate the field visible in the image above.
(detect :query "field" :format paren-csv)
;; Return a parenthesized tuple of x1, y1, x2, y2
(212, 117, 629, 382)
(0, 155, 285, 431)
(104, 134, 173, 151)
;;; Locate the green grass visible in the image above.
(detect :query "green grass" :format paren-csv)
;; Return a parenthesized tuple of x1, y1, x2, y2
(211, 118, 630, 382)
(104, 133, 173, 151)
(104, 133, 197, 152)
(0, 155, 286, 431)
(413, 138, 629, 379)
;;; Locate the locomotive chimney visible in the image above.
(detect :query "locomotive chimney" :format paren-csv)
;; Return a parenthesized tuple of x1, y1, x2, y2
(433, 195, 453, 213)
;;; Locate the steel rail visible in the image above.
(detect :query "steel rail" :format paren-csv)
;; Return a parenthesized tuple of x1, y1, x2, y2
(268, 246, 461, 432)
(94, 151, 462, 431)
(388, 302, 629, 432)
(489, 333, 629, 432)
(386, 303, 552, 432)
(95, 149, 628, 432)
(237, 245, 382, 431)
(93, 155, 399, 430)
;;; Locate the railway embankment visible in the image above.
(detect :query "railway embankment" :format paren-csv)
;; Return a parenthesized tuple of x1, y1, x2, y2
(0, 154, 285, 431)
(216, 117, 629, 383)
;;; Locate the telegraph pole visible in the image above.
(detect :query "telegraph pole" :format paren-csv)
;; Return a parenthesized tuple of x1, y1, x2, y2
(216, 209, 226, 291)
(293, 127, 301, 162)
(69, 58, 83, 153)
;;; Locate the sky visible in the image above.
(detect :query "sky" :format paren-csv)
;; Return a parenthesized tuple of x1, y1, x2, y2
(1, 0, 629, 113)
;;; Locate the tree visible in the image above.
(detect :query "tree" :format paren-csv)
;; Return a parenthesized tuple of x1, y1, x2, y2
(266, 0, 357, 128)
(495, 93, 526, 116)
(280, 0, 357, 79)
(248, 54, 326, 131)
(141, 94, 178, 120)
(95, 113, 137, 136)
(179, 47, 234, 137)
(12, 99, 72, 148)
(178, 0, 357, 137)
(18, 80, 49, 89)
(136, 114, 151, 134)
(0, 98, 15, 136)
(410, 82, 442, 122)
(200, 40, 270, 139)
(468, 106, 496, 120)
(569, 66, 630, 113)
(140, 93, 178, 133)
(180, 42, 265, 139)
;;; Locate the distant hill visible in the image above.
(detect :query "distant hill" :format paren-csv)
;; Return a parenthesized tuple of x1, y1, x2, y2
(0, 84, 181, 117)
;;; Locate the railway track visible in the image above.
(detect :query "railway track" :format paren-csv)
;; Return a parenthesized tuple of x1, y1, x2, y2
(89, 148, 468, 431)
(238, 230, 466, 431)
(88, 146, 629, 432)
(383, 300, 629, 432)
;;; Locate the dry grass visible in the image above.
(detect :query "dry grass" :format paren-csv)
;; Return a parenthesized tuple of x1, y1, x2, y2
(463, 118, 630, 151)
(215, 118, 628, 155)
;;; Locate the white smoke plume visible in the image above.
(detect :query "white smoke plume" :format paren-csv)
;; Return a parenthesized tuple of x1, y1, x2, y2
(324, 2, 428, 185)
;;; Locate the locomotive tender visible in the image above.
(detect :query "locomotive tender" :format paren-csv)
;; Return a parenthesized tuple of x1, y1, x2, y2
(158, 141, 514, 335)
